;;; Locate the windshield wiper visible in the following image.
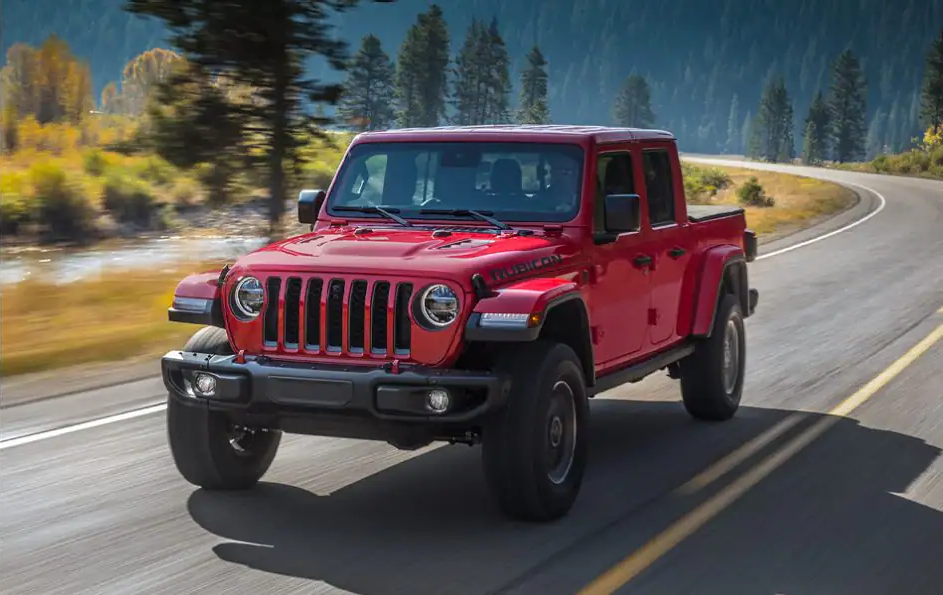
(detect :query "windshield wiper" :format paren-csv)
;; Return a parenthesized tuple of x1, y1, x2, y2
(419, 208, 511, 230)
(332, 205, 412, 226)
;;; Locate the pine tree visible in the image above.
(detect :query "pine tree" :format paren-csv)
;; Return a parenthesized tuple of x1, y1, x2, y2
(452, 16, 512, 126)
(745, 113, 763, 159)
(755, 76, 794, 162)
(612, 73, 655, 128)
(451, 18, 485, 125)
(802, 120, 822, 164)
(337, 34, 395, 131)
(393, 22, 424, 128)
(394, 4, 450, 128)
(724, 94, 739, 154)
(483, 17, 511, 124)
(827, 49, 867, 163)
(124, 0, 369, 235)
(518, 46, 550, 125)
(804, 90, 831, 161)
(921, 28, 943, 131)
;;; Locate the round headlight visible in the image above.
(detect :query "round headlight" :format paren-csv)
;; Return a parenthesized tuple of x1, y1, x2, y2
(232, 276, 264, 319)
(418, 284, 459, 328)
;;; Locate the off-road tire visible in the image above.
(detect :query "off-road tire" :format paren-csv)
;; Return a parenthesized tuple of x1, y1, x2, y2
(167, 326, 281, 489)
(481, 341, 589, 522)
(679, 293, 746, 421)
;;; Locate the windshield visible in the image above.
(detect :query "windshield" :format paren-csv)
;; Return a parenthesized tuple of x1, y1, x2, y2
(326, 141, 584, 223)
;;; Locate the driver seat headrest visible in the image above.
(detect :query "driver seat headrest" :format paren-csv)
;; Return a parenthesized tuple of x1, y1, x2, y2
(489, 158, 523, 194)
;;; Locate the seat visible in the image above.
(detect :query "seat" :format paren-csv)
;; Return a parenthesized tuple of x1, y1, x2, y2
(381, 158, 418, 207)
(489, 159, 523, 195)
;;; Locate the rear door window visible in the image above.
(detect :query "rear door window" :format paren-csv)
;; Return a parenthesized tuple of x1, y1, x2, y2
(641, 149, 677, 226)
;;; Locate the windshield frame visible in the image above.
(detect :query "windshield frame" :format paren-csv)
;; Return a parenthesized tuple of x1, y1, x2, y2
(324, 140, 587, 225)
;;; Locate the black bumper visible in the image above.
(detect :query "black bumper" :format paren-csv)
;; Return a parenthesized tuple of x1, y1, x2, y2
(160, 351, 510, 427)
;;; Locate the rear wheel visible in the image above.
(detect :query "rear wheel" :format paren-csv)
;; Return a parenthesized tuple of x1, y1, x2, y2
(167, 326, 281, 489)
(481, 341, 589, 522)
(679, 293, 746, 421)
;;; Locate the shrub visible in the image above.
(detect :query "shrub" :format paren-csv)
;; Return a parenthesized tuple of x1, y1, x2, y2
(132, 155, 176, 186)
(82, 148, 109, 176)
(29, 160, 95, 240)
(682, 162, 732, 203)
(1, 191, 33, 234)
(102, 171, 156, 225)
(170, 176, 202, 208)
(736, 176, 775, 207)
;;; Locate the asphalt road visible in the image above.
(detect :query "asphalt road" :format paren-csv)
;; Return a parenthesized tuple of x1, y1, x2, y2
(2, 159, 942, 595)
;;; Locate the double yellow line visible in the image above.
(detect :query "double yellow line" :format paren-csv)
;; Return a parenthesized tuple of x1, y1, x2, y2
(579, 311, 943, 594)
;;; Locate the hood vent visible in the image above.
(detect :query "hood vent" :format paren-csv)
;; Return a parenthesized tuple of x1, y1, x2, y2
(435, 238, 495, 250)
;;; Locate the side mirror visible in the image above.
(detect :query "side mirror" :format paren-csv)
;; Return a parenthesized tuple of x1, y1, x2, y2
(604, 193, 641, 233)
(298, 189, 326, 224)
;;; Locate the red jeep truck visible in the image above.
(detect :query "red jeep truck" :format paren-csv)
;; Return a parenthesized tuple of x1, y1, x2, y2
(162, 125, 759, 522)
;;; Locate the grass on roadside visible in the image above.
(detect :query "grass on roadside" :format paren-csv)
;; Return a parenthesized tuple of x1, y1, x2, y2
(0, 260, 227, 377)
(824, 146, 943, 180)
(683, 163, 856, 235)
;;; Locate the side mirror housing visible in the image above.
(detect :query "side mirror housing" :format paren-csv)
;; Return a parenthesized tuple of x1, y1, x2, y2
(298, 189, 326, 224)
(604, 193, 641, 233)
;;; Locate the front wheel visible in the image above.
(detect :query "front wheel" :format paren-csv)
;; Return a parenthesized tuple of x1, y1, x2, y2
(167, 326, 281, 489)
(679, 293, 746, 421)
(481, 341, 589, 522)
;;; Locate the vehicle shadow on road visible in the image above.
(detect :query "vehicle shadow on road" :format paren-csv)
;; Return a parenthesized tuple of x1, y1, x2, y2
(186, 398, 943, 595)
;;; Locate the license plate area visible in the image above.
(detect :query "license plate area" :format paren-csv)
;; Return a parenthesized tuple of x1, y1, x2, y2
(267, 376, 354, 408)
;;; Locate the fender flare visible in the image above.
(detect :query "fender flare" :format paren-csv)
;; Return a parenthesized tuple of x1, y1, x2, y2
(690, 246, 750, 338)
(167, 268, 227, 327)
(464, 277, 595, 385)
(465, 277, 585, 342)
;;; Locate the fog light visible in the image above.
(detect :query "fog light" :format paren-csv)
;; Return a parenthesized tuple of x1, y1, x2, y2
(194, 373, 217, 396)
(425, 389, 450, 413)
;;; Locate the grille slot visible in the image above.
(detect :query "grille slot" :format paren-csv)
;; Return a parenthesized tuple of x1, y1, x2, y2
(263, 277, 281, 345)
(326, 279, 345, 351)
(304, 278, 323, 349)
(283, 277, 302, 348)
(394, 283, 413, 353)
(260, 275, 413, 358)
(370, 282, 390, 354)
(348, 281, 368, 353)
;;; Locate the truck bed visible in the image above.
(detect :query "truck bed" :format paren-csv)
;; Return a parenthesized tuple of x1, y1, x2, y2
(687, 204, 745, 223)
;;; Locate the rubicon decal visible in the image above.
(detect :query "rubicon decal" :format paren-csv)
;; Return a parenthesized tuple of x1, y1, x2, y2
(489, 254, 564, 282)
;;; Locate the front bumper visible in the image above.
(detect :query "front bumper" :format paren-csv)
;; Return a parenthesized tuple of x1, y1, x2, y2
(160, 351, 510, 428)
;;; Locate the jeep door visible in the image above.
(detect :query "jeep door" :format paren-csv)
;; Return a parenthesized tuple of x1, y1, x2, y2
(637, 143, 694, 347)
(588, 147, 651, 369)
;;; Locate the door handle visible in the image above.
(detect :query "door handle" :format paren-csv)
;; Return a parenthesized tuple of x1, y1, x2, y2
(668, 247, 686, 259)
(633, 254, 653, 268)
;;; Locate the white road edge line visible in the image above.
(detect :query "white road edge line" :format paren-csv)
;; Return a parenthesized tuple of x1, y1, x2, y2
(0, 176, 889, 450)
(0, 403, 166, 450)
(756, 181, 886, 260)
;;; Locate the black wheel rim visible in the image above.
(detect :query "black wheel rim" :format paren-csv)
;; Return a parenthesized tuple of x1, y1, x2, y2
(544, 380, 577, 485)
(722, 318, 740, 395)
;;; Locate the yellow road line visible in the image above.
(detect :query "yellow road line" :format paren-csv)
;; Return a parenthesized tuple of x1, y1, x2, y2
(675, 412, 806, 495)
(579, 321, 943, 595)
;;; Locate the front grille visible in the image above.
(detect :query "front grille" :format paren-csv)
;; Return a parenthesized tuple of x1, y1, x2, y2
(261, 275, 413, 357)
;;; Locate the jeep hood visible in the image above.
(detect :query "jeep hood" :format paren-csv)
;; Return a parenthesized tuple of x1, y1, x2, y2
(234, 225, 578, 285)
